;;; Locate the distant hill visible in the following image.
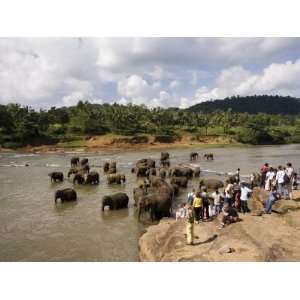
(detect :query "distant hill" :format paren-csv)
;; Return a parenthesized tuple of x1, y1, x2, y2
(187, 95, 300, 115)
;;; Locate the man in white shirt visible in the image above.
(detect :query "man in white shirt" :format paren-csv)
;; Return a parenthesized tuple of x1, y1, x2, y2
(276, 166, 287, 198)
(240, 182, 252, 213)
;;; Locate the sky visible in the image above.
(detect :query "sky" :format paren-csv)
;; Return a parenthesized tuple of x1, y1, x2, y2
(1, 37, 300, 109)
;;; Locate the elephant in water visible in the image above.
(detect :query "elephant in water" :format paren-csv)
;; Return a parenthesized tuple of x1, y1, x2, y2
(71, 157, 80, 167)
(159, 168, 167, 179)
(199, 178, 224, 190)
(48, 172, 64, 182)
(102, 192, 129, 211)
(73, 173, 85, 184)
(194, 167, 201, 177)
(107, 173, 126, 184)
(55, 188, 77, 203)
(80, 158, 89, 166)
(161, 152, 170, 161)
(190, 152, 199, 161)
(204, 153, 214, 160)
(170, 176, 188, 188)
(160, 159, 170, 168)
(103, 162, 110, 172)
(85, 171, 100, 184)
(170, 166, 194, 178)
(136, 158, 155, 169)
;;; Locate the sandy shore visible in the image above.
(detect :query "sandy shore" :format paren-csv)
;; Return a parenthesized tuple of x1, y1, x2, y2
(0, 134, 239, 153)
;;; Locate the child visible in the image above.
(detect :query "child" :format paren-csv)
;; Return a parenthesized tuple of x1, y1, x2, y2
(176, 203, 187, 221)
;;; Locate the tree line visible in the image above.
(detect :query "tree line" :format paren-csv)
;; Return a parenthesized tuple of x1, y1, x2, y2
(0, 98, 300, 148)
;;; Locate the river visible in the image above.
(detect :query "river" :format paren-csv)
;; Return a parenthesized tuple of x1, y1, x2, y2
(0, 144, 299, 261)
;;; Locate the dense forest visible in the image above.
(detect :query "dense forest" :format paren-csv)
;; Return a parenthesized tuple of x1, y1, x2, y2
(188, 95, 300, 115)
(1, 95, 300, 148)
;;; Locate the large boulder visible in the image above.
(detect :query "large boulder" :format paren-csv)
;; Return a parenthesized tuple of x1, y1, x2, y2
(272, 200, 300, 214)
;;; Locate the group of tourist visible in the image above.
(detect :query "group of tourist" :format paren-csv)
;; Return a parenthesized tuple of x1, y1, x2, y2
(177, 161, 298, 245)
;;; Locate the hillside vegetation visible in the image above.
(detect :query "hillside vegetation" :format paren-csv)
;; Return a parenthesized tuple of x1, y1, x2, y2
(1, 95, 300, 149)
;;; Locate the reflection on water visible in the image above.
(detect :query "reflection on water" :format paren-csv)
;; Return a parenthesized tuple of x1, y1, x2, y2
(0, 144, 300, 261)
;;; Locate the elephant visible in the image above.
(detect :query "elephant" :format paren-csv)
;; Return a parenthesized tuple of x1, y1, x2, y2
(170, 176, 188, 188)
(108, 167, 117, 174)
(161, 152, 170, 161)
(55, 188, 77, 203)
(190, 152, 199, 161)
(137, 193, 172, 222)
(102, 192, 129, 211)
(48, 172, 64, 182)
(71, 157, 80, 167)
(204, 153, 214, 160)
(159, 168, 167, 179)
(136, 158, 155, 169)
(80, 158, 89, 166)
(136, 166, 149, 177)
(227, 175, 238, 184)
(85, 171, 100, 184)
(194, 167, 201, 177)
(170, 166, 194, 178)
(80, 164, 90, 174)
(107, 173, 126, 184)
(73, 173, 85, 184)
(160, 159, 170, 168)
(146, 168, 157, 177)
(103, 162, 110, 172)
(150, 178, 174, 198)
(199, 178, 224, 190)
(67, 167, 78, 178)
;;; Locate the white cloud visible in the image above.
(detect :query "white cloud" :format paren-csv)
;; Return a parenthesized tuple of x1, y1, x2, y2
(169, 80, 180, 89)
(193, 60, 300, 102)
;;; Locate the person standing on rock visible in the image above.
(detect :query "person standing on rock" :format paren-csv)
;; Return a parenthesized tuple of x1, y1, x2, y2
(201, 187, 210, 220)
(276, 165, 286, 199)
(192, 191, 203, 224)
(224, 180, 234, 206)
(260, 163, 269, 187)
(240, 182, 252, 214)
(286, 162, 294, 200)
(211, 188, 223, 215)
(186, 204, 195, 245)
(264, 186, 280, 214)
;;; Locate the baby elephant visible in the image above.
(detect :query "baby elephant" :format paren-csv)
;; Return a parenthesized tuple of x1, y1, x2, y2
(107, 173, 126, 184)
(102, 192, 129, 211)
(48, 172, 64, 182)
(55, 188, 77, 203)
(170, 176, 188, 188)
(85, 171, 100, 184)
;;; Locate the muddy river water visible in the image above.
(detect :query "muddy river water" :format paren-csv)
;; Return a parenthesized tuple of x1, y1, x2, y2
(0, 144, 299, 261)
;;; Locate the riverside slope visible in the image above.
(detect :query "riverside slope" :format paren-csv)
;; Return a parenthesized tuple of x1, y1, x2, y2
(139, 189, 300, 262)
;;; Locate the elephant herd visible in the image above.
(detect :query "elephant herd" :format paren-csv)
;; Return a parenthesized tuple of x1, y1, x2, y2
(50, 151, 221, 222)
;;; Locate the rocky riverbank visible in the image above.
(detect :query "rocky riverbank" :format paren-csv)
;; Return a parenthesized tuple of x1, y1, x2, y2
(139, 189, 300, 261)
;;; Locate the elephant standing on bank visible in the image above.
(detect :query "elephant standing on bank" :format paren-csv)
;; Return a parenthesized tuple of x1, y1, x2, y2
(102, 193, 129, 211)
(48, 172, 64, 182)
(55, 188, 77, 203)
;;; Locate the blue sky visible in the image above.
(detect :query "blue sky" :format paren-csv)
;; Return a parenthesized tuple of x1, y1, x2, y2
(1, 37, 300, 108)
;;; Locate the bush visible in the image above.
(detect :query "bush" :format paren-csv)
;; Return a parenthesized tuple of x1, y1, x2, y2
(2, 141, 23, 149)
(154, 135, 178, 143)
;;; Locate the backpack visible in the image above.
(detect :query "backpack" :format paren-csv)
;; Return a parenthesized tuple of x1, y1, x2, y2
(283, 173, 290, 184)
